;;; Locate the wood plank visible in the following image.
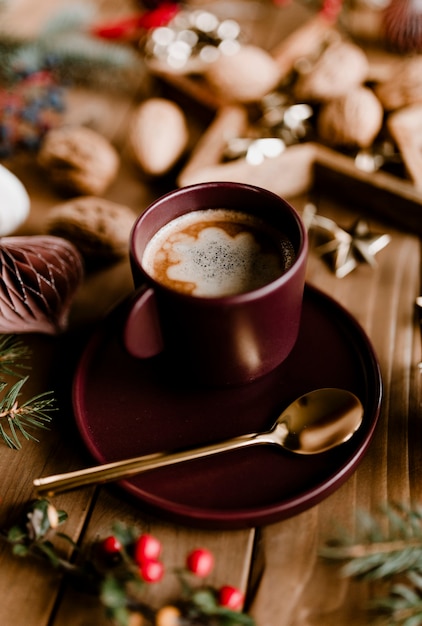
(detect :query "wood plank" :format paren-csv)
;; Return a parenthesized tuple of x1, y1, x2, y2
(250, 197, 422, 625)
(0, 332, 97, 625)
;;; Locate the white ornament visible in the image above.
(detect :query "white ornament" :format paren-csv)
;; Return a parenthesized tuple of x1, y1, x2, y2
(0, 165, 30, 236)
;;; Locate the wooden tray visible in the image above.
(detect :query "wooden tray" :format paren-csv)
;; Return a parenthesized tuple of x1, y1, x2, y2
(151, 9, 422, 235)
(174, 102, 422, 235)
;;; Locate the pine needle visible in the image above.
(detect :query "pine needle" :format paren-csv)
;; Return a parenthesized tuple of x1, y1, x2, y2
(39, 4, 95, 36)
(0, 5, 144, 92)
(42, 32, 140, 90)
(0, 335, 31, 376)
(321, 503, 422, 624)
(0, 376, 56, 449)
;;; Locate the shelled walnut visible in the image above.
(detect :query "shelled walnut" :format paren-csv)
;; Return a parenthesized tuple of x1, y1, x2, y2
(317, 86, 384, 149)
(45, 196, 136, 263)
(375, 56, 422, 110)
(294, 40, 369, 102)
(38, 126, 119, 195)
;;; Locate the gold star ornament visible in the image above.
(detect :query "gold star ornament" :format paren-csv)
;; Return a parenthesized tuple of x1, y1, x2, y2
(303, 204, 391, 278)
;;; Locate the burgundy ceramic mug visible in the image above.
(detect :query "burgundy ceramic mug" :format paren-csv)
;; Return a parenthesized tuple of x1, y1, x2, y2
(123, 182, 308, 386)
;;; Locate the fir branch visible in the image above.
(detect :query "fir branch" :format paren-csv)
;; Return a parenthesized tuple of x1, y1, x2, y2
(320, 504, 422, 579)
(38, 4, 95, 37)
(0, 5, 143, 92)
(321, 503, 422, 624)
(40, 33, 140, 91)
(373, 572, 422, 626)
(323, 542, 422, 580)
(0, 376, 56, 449)
(0, 335, 31, 376)
(321, 504, 422, 579)
(0, 336, 57, 449)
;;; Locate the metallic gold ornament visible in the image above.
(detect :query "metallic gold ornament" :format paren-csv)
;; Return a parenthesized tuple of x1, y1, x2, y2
(304, 204, 391, 278)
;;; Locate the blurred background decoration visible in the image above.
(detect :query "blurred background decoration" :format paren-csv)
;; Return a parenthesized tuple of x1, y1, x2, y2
(0, 4, 143, 156)
(1, 0, 422, 158)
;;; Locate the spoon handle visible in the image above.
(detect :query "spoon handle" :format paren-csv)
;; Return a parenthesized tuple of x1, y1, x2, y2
(33, 430, 276, 496)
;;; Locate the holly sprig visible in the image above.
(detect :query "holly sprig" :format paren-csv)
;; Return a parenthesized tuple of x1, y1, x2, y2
(3, 498, 255, 626)
(11, 497, 422, 625)
(0, 335, 56, 449)
(320, 503, 422, 625)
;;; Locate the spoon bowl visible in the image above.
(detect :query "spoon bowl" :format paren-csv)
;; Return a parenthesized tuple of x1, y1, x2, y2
(276, 387, 364, 454)
(34, 388, 364, 497)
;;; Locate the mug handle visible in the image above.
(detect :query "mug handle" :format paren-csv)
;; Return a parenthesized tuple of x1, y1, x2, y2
(123, 285, 164, 358)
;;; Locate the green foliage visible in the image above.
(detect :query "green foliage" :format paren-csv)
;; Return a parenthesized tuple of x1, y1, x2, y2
(111, 521, 140, 549)
(2, 500, 255, 626)
(101, 575, 130, 621)
(321, 503, 422, 624)
(0, 5, 141, 91)
(0, 335, 30, 375)
(5, 499, 68, 565)
(0, 336, 56, 449)
(0, 377, 56, 449)
(188, 588, 255, 625)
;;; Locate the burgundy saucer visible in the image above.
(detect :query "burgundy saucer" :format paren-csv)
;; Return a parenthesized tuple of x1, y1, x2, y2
(73, 284, 382, 529)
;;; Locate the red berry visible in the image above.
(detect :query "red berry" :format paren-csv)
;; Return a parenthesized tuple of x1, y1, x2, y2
(91, 20, 136, 39)
(218, 585, 244, 611)
(134, 533, 162, 565)
(140, 558, 164, 583)
(91, 3, 179, 40)
(186, 548, 214, 577)
(320, 0, 343, 21)
(101, 535, 122, 554)
(137, 3, 180, 29)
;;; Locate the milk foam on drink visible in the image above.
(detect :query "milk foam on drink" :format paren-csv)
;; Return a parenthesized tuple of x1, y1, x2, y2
(142, 209, 295, 297)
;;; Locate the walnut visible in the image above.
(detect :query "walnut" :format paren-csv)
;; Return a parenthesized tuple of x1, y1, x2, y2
(294, 41, 369, 102)
(204, 45, 281, 103)
(45, 196, 136, 262)
(375, 56, 422, 111)
(129, 98, 189, 176)
(317, 86, 384, 149)
(38, 126, 120, 195)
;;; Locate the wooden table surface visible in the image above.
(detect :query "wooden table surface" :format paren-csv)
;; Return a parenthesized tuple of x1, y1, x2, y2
(1, 1, 421, 625)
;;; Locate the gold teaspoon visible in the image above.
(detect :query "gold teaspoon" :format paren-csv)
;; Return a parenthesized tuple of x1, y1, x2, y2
(34, 388, 364, 497)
